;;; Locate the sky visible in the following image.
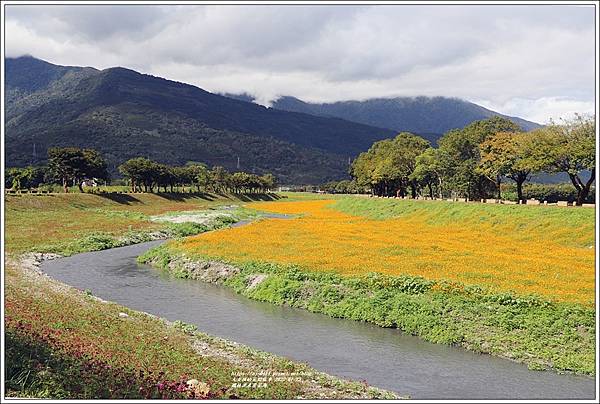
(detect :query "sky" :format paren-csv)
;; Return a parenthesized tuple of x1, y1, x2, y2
(4, 3, 596, 124)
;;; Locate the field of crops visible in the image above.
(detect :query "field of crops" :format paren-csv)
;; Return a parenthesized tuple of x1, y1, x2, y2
(179, 197, 595, 305)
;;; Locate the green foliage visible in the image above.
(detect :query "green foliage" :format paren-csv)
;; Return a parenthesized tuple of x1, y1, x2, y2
(73, 232, 121, 252)
(164, 216, 236, 238)
(410, 147, 450, 198)
(47, 147, 109, 192)
(531, 115, 596, 205)
(172, 320, 198, 334)
(350, 132, 430, 196)
(5, 166, 47, 190)
(435, 116, 521, 199)
(501, 182, 595, 203)
(478, 131, 545, 200)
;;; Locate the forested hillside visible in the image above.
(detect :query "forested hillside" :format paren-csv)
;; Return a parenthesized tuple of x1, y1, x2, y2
(5, 56, 395, 183)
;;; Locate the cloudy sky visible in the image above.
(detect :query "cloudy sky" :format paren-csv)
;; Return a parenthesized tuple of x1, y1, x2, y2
(4, 3, 596, 123)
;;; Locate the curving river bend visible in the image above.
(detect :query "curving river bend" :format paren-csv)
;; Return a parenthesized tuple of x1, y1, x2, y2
(41, 240, 595, 399)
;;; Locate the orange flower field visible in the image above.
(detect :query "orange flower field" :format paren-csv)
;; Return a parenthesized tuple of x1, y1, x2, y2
(178, 199, 595, 305)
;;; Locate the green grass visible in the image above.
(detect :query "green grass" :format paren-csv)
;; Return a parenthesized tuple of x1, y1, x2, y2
(4, 192, 282, 255)
(332, 197, 595, 248)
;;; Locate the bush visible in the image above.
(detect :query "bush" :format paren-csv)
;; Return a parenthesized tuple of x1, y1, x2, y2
(501, 182, 595, 203)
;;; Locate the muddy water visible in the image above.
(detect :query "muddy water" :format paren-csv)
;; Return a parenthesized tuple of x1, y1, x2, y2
(41, 241, 595, 399)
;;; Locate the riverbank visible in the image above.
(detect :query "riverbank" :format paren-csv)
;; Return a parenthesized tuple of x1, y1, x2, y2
(138, 197, 595, 376)
(4, 192, 280, 255)
(5, 255, 397, 399)
(4, 192, 398, 399)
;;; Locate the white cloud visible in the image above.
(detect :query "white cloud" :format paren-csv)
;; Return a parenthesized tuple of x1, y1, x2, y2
(476, 97, 596, 124)
(4, 4, 596, 123)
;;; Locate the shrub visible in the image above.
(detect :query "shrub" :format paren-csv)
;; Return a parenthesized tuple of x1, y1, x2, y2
(501, 182, 595, 203)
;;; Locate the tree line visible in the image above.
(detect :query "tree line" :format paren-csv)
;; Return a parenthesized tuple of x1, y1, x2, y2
(350, 115, 595, 206)
(117, 157, 276, 193)
(5, 148, 278, 194)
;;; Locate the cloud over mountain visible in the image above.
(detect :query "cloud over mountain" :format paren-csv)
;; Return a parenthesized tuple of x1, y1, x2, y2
(5, 4, 595, 123)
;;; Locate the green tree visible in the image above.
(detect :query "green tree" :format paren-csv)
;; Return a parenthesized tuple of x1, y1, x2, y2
(350, 132, 429, 197)
(230, 172, 250, 193)
(118, 157, 158, 192)
(210, 166, 230, 193)
(48, 147, 109, 193)
(185, 162, 209, 192)
(80, 149, 109, 191)
(6, 166, 46, 191)
(533, 115, 595, 205)
(259, 173, 277, 192)
(478, 131, 544, 201)
(411, 148, 452, 199)
(437, 116, 521, 199)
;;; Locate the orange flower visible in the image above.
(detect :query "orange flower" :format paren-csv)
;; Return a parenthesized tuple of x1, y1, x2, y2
(178, 200, 595, 305)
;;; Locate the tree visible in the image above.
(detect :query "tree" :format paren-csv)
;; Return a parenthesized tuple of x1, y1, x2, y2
(185, 162, 209, 192)
(260, 173, 277, 192)
(230, 172, 250, 193)
(48, 148, 85, 193)
(6, 166, 46, 190)
(533, 115, 595, 205)
(118, 157, 158, 192)
(48, 147, 108, 193)
(210, 166, 230, 193)
(350, 132, 429, 197)
(411, 148, 452, 199)
(437, 116, 521, 199)
(392, 133, 430, 197)
(79, 149, 109, 191)
(154, 163, 175, 192)
(478, 131, 544, 201)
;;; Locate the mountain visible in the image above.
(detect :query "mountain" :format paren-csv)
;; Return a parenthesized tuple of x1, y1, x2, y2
(219, 92, 255, 103)
(261, 96, 541, 143)
(5, 56, 398, 184)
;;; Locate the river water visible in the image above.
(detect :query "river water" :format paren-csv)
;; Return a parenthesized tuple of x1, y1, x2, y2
(41, 241, 595, 399)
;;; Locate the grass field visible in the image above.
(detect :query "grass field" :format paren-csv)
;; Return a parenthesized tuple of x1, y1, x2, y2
(4, 192, 395, 399)
(4, 192, 279, 255)
(177, 198, 595, 305)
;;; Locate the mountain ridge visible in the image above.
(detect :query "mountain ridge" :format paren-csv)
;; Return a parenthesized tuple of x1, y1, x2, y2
(222, 94, 541, 141)
(5, 56, 541, 184)
(5, 56, 398, 183)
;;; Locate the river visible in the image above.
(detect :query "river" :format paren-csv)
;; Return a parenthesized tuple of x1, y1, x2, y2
(40, 241, 595, 399)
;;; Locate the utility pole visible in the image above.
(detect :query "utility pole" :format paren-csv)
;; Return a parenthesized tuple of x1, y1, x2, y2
(32, 136, 37, 165)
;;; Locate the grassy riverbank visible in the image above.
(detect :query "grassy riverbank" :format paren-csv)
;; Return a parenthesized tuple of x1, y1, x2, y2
(4, 193, 396, 399)
(139, 196, 595, 375)
(4, 192, 280, 255)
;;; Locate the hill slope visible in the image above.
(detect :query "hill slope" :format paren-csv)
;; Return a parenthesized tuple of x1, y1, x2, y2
(5, 57, 397, 183)
(266, 96, 541, 143)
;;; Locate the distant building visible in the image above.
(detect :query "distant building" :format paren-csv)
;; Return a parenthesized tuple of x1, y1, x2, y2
(81, 179, 99, 187)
